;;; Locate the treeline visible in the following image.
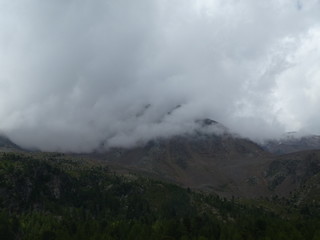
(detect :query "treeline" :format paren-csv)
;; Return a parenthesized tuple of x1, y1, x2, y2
(0, 152, 320, 240)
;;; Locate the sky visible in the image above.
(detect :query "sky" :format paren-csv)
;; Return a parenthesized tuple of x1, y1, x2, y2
(0, 0, 320, 152)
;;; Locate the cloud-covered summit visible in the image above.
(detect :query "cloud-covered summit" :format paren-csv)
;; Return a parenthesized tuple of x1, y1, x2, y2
(1, 0, 320, 152)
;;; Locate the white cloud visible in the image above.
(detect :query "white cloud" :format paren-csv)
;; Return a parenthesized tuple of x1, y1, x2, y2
(272, 28, 320, 134)
(0, 0, 320, 151)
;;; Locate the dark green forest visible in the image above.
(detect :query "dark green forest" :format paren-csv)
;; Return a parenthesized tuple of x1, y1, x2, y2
(0, 152, 320, 240)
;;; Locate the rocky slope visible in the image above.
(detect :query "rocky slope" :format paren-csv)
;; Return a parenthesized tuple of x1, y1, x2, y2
(2, 121, 320, 239)
(83, 118, 269, 197)
(2, 120, 320, 200)
(82, 121, 320, 199)
(264, 134, 320, 154)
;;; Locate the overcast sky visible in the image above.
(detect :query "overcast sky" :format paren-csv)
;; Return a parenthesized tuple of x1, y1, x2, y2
(1, 0, 320, 152)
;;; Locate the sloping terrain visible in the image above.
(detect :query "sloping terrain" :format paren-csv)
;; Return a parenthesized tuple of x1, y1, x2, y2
(2, 123, 320, 201)
(264, 135, 320, 154)
(265, 150, 320, 201)
(0, 135, 22, 152)
(90, 134, 320, 201)
(95, 132, 272, 198)
(80, 120, 320, 200)
(1, 125, 320, 239)
(0, 152, 320, 240)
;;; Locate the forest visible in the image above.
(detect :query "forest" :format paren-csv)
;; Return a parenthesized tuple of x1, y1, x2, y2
(0, 152, 320, 240)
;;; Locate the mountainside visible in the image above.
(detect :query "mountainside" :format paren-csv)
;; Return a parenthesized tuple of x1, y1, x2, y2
(265, 150, 320, 201)
(0, 135, 22, 152)
(94, 132, 271, 198)
(264, 134, 320, 154)
(2, 121, 320, 200)
(0, 152, 320, 240)
(1, 123, 320, 239)
(87, 133, 320, 201)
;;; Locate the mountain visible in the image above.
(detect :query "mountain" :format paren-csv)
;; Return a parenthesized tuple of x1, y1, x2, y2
(263, 134, 320, 154)
(0, 135, 22, 152)
(82, 120, 320, 200)
(0, 152, 319, 240)
(265, 150, 320, 201)
(87, 120, 272, 198)
(1, 121, 320, 239)
(2, 120, 320, 200)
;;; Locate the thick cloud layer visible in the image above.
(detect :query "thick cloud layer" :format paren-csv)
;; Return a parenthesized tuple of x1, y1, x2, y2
(1, 0, 320, 152)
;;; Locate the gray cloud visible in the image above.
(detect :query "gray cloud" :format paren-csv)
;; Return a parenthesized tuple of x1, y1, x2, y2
(1, 0, 320, 151)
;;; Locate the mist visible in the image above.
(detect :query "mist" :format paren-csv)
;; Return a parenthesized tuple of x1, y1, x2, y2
(1, 0, 320, 152)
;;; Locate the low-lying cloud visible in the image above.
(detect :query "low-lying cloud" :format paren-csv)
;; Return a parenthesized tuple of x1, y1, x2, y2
(1, 0, 320, 152)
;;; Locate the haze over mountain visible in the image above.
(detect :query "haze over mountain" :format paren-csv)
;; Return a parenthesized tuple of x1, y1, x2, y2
(3, 121, 320, 201)
(0, 134, 22, 152)
(1, 0, 320, 152)
(264, 133, 320, 154)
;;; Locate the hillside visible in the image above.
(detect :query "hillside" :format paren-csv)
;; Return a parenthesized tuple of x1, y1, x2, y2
(2, 123, 320, 201)
(0, 135, 22, 152)
(264, 135, 320, 154)
(1, 127, 320, 239)
(265, 150, 320, 201)
(93, 132, 272, 198)
(1, 152, 320, 240)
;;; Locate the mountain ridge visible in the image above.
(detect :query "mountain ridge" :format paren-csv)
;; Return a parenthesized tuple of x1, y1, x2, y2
(263, 134, 320, 154)
(2, 120, 320, 200)
(0, 135, 22, 152)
